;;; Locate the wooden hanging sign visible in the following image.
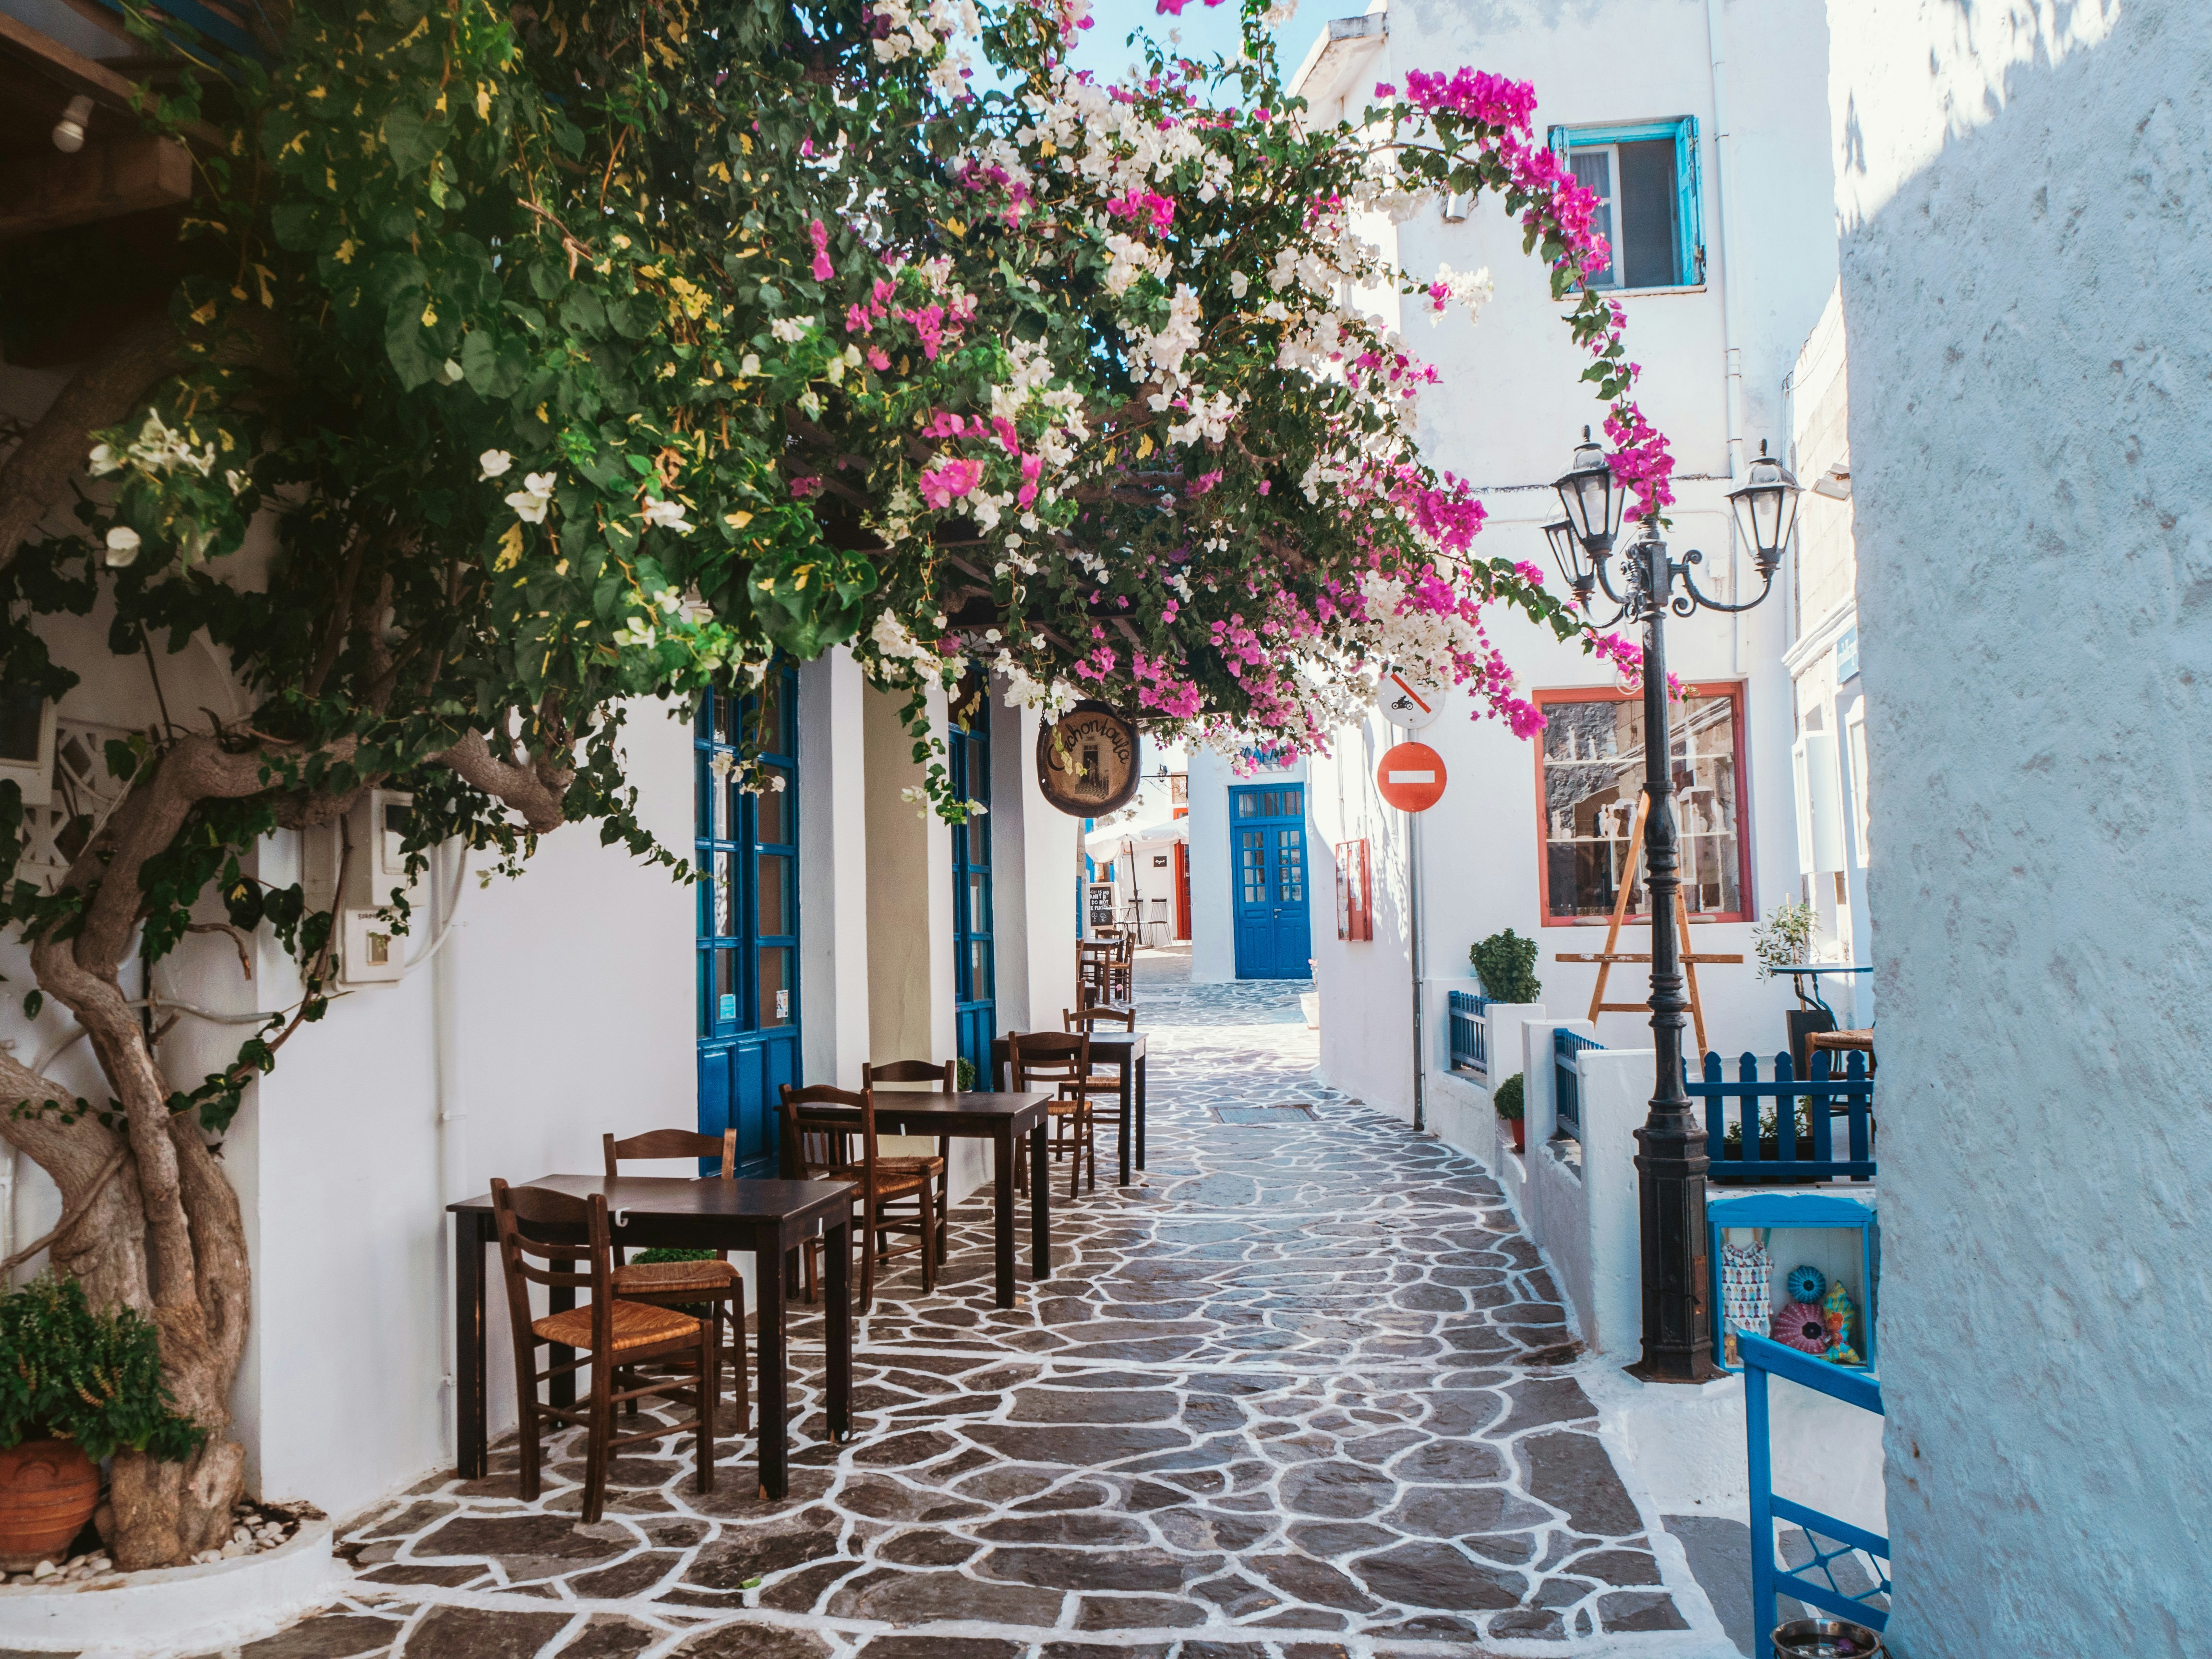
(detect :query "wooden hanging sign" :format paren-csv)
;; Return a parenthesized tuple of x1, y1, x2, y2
(1035, 701, 1141, 817)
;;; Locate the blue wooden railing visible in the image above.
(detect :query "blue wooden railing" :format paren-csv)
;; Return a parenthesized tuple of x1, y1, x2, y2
(1742, 1329, 1891, 1653)
(1447, 990, 1493, 1076)
(1553, 1028, 1601, 1141)
(1689, 1049, 1875, 1184)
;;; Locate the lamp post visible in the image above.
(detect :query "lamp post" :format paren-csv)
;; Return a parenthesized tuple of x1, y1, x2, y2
(1550, 427, 1800, 1383)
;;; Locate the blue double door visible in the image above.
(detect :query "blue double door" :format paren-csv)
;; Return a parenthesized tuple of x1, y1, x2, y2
(950, 674, 995, 1081)
(1232, 784, 1311, 980)
(697, 673, 800, 1178)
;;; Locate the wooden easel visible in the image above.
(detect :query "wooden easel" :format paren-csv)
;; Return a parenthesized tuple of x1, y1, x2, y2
(1553, 791, 1743, 1054)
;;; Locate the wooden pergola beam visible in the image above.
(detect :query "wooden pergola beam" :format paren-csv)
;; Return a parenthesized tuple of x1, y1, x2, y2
(0, 132, 192, 240)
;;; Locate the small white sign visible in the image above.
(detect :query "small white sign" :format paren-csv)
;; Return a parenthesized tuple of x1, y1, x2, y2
(1379, 671, 1447, 731)
(1388, 769, 1437, 784)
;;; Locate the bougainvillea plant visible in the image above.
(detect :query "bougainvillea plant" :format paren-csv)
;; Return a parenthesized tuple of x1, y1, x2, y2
(0, 0, 1667, 1565)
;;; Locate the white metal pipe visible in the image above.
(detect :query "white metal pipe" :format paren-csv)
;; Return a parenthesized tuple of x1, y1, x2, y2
(433, 840, 469, 1432)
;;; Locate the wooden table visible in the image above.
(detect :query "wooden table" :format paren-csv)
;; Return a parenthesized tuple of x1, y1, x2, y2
(991, 1033, 1149, 1186)
(777, 1091, 1053, 1308)
(449, 1175, 853, 1500)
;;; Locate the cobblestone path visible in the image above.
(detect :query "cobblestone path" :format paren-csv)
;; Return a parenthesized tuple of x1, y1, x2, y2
(244, 980, 1705, 1659)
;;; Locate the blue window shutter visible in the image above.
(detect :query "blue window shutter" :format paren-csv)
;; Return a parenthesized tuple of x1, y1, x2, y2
(1677, 115, 1704, 286)
(1548, 124, 1570, 165)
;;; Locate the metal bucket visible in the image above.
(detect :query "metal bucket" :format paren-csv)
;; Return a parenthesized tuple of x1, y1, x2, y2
(1771, 1618, 1886, 1658)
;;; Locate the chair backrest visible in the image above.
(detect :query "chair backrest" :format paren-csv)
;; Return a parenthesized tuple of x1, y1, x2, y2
(490, 1180, 613, 1351)
(863, 1059, 955, 1094)
(779, 1082, 877, 1175)
(603, 1127, 738, 1179)
(1064, 1004, 1135, 1033)
(1010, 1029, 1092, 1092)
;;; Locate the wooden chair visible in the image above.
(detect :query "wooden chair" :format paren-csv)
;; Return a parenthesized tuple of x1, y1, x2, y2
(1010, 1029, 1096, 1199)
(490, 1180, 715, 1524)
(600, 1129, 748, 1433)
(1106, 931, 1134, 1004)
(1064, 1004, 1135, 1033)
(778, 1083, 938, 1312)
(861, 1059, 955, 1267)
(1076, 939, 1118, 1008)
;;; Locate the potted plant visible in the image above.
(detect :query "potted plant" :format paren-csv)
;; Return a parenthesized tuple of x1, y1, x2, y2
(1493, 1072, 1527, 1155)
(0, 1275, 203, 1569)
(1469, 930, 1542, 1004)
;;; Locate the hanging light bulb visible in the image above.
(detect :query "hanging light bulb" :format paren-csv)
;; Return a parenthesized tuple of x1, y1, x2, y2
(52, 96, 93, 155)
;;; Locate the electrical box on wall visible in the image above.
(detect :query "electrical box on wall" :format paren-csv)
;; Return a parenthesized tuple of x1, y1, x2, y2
(299, 789, 428, 986)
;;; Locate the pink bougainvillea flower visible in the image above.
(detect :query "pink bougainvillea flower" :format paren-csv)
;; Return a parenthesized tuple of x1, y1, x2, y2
(918, 457, 985, 509)
(809, 219, 834, 283)
(866, 346, 890, 371)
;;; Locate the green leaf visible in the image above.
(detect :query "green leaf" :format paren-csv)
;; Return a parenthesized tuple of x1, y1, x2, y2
(383, 103, 445, 174)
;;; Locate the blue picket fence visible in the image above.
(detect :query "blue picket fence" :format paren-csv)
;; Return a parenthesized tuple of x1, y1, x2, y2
(1553, 1028, 1601, 1142)
(1688, 1049, 1875, 1184)
(1741, 1328, 1891, 1653)
(1447, 990, 1493, 1076)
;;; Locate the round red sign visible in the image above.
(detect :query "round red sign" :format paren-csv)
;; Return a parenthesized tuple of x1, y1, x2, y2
(1376, 741, 1447, 813)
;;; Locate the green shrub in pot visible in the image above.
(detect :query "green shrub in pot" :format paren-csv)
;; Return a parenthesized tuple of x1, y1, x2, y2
(0, 1274, 204, 1462)
(1492, 1073, 1525, 1122)
(1469, 930, 1542, 1004)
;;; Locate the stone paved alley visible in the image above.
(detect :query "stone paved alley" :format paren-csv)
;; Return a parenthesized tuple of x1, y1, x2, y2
(205, 968, 1737, 1659)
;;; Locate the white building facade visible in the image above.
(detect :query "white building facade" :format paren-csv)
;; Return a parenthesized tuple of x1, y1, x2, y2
(1290, 0, 1846, 1138)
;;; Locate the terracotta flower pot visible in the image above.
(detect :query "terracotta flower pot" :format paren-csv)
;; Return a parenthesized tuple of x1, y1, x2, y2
(0, 1439, 99, 1569)
(1500, 1115, 1526, 1155)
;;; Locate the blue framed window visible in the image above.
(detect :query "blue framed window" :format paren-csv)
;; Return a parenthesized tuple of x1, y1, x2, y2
(696, 669, 800, 1176)
(1548, 117, 1703, 290)
(949, 671, 995, 1080)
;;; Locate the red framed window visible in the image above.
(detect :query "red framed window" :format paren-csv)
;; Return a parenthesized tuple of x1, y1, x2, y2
(1335, 839, 1373, 940)
(1533, 683, 1752, 925)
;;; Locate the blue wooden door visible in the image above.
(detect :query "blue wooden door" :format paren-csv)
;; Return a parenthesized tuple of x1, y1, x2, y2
(950, 673, 995, 1081)
(1231, 784, 1311, 979)
(697, 670, 800, 1177)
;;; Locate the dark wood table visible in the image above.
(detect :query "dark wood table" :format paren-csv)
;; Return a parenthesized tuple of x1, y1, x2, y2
(777, 1091, 1053, 1308)
(449, 1174, 854, 1500)
(992, 1032, 1149, 1185)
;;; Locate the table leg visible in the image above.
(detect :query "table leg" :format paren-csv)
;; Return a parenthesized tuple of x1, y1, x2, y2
(825, 1217, 851, 1443)
(1118, 1058, 1133, 1187)
(992, 1123, 1016, 1308)
(1136, 1052, 1148, 1170)
(1030, 1120, 1051, 1281)
(454, 1215, 488, 1479)
(755, 1238, 788, 1501)
(549, 1278, 576, 1411)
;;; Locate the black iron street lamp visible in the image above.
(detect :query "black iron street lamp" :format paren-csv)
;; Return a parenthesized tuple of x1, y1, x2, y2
(1551, 428, 1800, 1384)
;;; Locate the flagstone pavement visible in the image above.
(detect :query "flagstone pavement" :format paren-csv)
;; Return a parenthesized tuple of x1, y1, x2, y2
(214, 972, 1725, 1659)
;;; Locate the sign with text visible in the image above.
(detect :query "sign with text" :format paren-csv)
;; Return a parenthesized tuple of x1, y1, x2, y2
(1036, 701, 1141, 816)
(1376, 741, 1447, 813)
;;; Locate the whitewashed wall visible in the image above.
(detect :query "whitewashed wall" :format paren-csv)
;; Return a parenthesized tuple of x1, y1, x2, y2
(1827, 0, 2212, 1649)
(1298, 0, 1839, 1119)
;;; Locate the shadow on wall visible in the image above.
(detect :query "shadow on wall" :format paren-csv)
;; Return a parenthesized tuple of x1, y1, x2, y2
(1835, 0, 2211, 1652)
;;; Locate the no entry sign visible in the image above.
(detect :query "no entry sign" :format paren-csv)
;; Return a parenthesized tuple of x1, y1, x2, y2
(1376, 741, 1446, 813)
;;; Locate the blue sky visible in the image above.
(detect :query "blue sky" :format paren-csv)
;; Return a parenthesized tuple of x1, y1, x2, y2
(1065, 0, 1332, 86)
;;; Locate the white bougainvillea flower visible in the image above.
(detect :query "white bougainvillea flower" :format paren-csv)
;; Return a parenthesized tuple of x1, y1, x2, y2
(87, 443, 120, 478)
(479, 449, 514, 480)
(643, 498, 694, 534)
(505, 471, 556, 524)
(104, 527, 142, 567)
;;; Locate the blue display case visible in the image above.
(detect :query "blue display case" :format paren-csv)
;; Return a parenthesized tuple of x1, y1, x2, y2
(1708, 1190, 1879, 1375)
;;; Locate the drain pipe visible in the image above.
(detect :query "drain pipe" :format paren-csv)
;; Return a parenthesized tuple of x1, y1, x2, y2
(1706, 0, 1746, 487)
(1408, 806, 1426, 1133)
(432, 840, 469, 1454)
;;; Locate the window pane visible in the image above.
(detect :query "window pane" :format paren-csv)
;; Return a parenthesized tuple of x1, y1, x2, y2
(1570, 148, 1615, 285)
(967, 870, 990, 934)
(710, 769, 731, 840)
(715, 947, 737, 1012)
(717, 690, 741, 744)
(1239, 830, 1265, 903)
(968, 939, 993, 1000)
(1286, 787, 1302, 815)
(756, 768, 792, 843)
(969, 808, 991, 868)
(757, 674, 789, 754)
(1539, 692, 1741, 918)
(757, 947, 793, 1026)
(1277, 831, 1304, 903)
(714, 850, 738, 936)
(1617, 138, 1680, 289)
(1237, 793, 1255, 817)
(757, 853, 793, 938)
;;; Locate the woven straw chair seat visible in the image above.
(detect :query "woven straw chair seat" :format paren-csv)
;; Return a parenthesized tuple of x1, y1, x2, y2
(532, 1299, 700, 1353)
(610, 1258, 739, 1295)
(874, 1154, 946, 1178)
